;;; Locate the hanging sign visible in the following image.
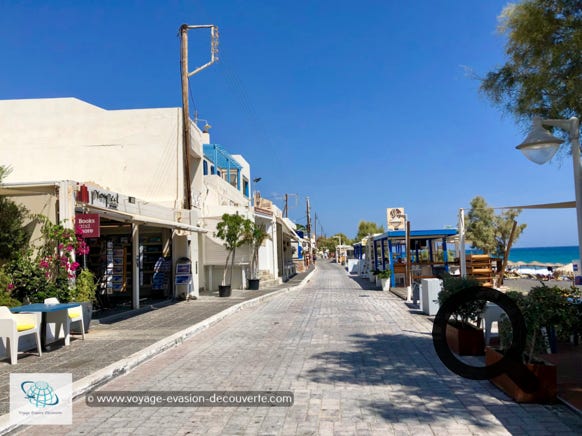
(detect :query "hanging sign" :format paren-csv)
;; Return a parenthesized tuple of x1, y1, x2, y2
(75, 214, 100, 238)
(387, 207, 406, 230)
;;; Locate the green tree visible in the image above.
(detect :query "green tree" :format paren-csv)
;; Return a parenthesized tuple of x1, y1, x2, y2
(0, 166, 29, 263)
(480, 0, 581, 142)
(466, 195, 527, 259)
(215, 213, 252, 286)
(466, 196, 497, 255)
(355, 221, 384, 241)
(496, 208, 527, 259)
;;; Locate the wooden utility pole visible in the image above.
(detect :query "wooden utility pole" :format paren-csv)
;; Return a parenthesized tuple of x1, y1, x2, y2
(180, 25, 192, 210)
(306, 197, 312, 265)
(283, 194, 288, 218)
(314, 213, 317, 249)
(178, 24, 219, 211)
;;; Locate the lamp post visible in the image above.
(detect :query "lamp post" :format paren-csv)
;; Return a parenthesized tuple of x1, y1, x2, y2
(516, 116, 581, 280)
(251, 177, 262, 207)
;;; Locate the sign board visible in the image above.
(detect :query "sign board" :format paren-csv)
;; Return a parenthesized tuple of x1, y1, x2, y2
(387, 207, 406, 230)
(175, 259, 192, 285)
(75, 214, 100, 238)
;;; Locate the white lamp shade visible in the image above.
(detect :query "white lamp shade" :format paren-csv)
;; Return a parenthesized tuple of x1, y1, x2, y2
(516, 119, 564, 164)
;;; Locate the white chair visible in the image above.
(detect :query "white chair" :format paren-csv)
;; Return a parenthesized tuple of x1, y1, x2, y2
(44, 298, 85, 344)
(483, 302, 505, 345)
(0, 306, 42, 364)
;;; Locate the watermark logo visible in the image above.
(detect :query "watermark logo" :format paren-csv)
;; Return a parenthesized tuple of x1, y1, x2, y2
(10, 373, 72, 425)
(21, 380, 60, 407)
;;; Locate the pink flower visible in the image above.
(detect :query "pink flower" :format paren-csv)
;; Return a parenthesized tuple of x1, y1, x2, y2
(70, 262, 80, 271)
(39, 258, 50, 270)
(65, 244, 74, 252)
(7, 283, 15, 291)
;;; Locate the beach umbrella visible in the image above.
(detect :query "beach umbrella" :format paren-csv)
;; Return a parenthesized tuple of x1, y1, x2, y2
(556, 263, 574, 273)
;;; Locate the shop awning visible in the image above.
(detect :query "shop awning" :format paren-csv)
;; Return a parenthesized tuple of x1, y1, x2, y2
(85, 204, 207, 233)
(276, 216, 301, 241)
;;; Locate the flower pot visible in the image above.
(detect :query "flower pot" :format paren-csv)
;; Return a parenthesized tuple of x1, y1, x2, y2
(381, 278, 391, 291)
(485, 347, 557, 403)
(71, 301, 93, 334)
(375, 276, 381, 288)
(248, 279, 260, 290)
(218, 285, 232, 297)
(446, 322, 485, 356)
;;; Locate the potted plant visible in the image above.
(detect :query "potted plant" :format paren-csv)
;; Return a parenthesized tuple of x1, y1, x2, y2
(71, 268, 96, 333)
(486, 285, 579, 403)
(370, 268, 381, 286)
(377, 269, 392, 291)
(437, 275, 486, 356)
(215, 213, 251, 297)
(244, 222, 270, 290)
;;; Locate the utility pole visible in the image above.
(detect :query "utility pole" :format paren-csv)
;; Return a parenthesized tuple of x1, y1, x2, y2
(179, 24, 219, 210)
(283, 194, 288, 218)
(306, 197, 312, 265)
(314, 213, 317, 248)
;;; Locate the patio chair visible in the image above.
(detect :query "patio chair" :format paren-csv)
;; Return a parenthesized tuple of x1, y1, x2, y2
(44, 298, 85, 342)
(483, 302, 505, 346)
(0, 306, 42, 364)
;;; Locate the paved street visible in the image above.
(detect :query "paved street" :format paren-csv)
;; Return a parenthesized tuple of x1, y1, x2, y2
(15, 262, 582, 435)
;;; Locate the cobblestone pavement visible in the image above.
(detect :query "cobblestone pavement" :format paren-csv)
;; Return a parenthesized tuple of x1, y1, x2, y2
(11, 262, 582, 435)
(0, 268, 313, 425)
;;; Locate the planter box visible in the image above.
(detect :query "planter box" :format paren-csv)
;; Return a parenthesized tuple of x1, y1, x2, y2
(218, 285, 232, 297)
(446, 322, 485, 356)
(485, 347, 557, 403)
(380, 278, 391, 291)
(247, 279, 260, 290)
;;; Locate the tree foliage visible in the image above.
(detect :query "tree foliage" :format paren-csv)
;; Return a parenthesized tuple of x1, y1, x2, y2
(465, 196, 527, 258)
(466, 197, 497, 254)
(480, 0, 581, 141)
(355, 221, 384, 242)
(215, 213, 252, 286)
(0, 166, 29, 263)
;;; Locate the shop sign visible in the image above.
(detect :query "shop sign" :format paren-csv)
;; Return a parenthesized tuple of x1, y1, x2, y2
(387, 207, 406, 230)
(75, 214, 100, 238)
(90, 189, 119, 209)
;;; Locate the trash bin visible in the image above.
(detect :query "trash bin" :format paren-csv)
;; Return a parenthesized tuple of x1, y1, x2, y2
(420, 278, 442, 316)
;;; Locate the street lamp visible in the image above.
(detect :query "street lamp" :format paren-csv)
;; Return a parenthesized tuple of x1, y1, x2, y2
(517, 116, 581, 280)
(251, 177, 262, 206)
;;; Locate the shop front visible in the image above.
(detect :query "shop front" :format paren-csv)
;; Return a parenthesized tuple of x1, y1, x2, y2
(1, 180, 205, 310)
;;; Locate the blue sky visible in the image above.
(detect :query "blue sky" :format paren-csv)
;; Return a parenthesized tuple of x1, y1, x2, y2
(0, 0, 577, 247)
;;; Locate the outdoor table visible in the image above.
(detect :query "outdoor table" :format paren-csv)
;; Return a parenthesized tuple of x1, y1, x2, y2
(11, 303, 82, 350)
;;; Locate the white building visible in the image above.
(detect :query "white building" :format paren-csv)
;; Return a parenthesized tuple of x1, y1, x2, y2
(0, 97, 209, 307)
(0, 97, 298, 302)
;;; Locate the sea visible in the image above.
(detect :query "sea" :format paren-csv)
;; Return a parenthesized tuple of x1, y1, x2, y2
(466, 246, 579, 265)
(506, 246, 579, 265)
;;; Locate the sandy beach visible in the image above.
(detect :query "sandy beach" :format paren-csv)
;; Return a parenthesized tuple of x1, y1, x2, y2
(501, 277, 576, 294)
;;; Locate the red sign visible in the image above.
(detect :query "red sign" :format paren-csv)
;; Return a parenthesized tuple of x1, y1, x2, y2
(75, 214, 100, 238)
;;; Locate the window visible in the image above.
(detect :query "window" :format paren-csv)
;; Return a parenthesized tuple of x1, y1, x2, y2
(243, 177, 249, 197)
(203, 160, 208, 175)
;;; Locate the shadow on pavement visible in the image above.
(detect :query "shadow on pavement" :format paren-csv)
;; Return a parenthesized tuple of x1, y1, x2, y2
(305, 332, 582, 433)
